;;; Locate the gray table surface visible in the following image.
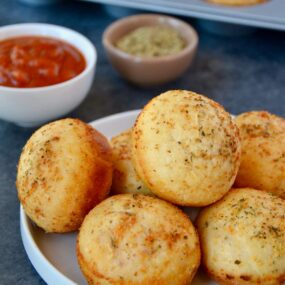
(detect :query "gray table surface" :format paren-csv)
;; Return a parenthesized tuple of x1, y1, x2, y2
(0, 0, 284, 284)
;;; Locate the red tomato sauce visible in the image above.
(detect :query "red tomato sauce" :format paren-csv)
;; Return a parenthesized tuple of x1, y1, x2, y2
(0, 36, 86, 88)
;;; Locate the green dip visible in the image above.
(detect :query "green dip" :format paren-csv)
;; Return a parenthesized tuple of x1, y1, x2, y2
(116, 25, 186, 57)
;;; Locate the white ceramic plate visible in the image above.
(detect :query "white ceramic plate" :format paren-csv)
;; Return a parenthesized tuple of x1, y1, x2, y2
(20, 109, 215, 285)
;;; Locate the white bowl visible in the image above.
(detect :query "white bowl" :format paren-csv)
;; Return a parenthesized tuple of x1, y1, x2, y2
(0, 23, 96, 127)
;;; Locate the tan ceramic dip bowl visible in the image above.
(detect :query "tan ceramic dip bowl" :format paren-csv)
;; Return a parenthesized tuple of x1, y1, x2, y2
(103, 14, 198, 87)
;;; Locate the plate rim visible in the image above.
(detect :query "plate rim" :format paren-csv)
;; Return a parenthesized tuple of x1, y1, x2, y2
(20, 206, 78, 285)
(89, 109, 140, 129)
(20, 109, 141, 285)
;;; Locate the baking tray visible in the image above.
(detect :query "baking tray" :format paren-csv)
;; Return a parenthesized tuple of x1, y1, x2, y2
(79, 0, 285, 31)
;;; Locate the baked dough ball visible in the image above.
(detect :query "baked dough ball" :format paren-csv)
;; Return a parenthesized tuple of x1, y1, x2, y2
(206, 0, 266, 6)
(197, 188, 285, 285)
(111, 129, 153, 196)
(77, 194, 200, 285)
(17, 118, 113, 233)
(132, 90, 241, 206)
(235, 111, 285, 199)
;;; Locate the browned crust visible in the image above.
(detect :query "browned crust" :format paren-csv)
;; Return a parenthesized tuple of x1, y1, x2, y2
(17, 118, 113, 233)
(206, 0, 267, 6)
(196, 188, 285, 285)
(202, 265, 285, 285)
(77, 194, 201, 285)
(132, 90, 240, 206)
(234, 111, 285, 199)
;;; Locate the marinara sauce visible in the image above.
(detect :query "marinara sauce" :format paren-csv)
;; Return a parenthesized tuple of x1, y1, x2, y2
(0, 36, 86, 88)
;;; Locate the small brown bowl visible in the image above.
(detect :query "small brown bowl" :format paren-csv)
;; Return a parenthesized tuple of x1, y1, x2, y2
(103, 14, 198, 87)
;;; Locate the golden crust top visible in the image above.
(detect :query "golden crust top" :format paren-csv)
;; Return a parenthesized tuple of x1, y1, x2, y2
(110, 130, 152, 196)
(17, 118, 113, 232)
(237, 111, 285, 139)
(197, 188, 285, 285)
(206, 0, 267, 7)
(235, 111, 285, 198)
(132, 90, 241, 206)
(77, 194, 200, 285)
